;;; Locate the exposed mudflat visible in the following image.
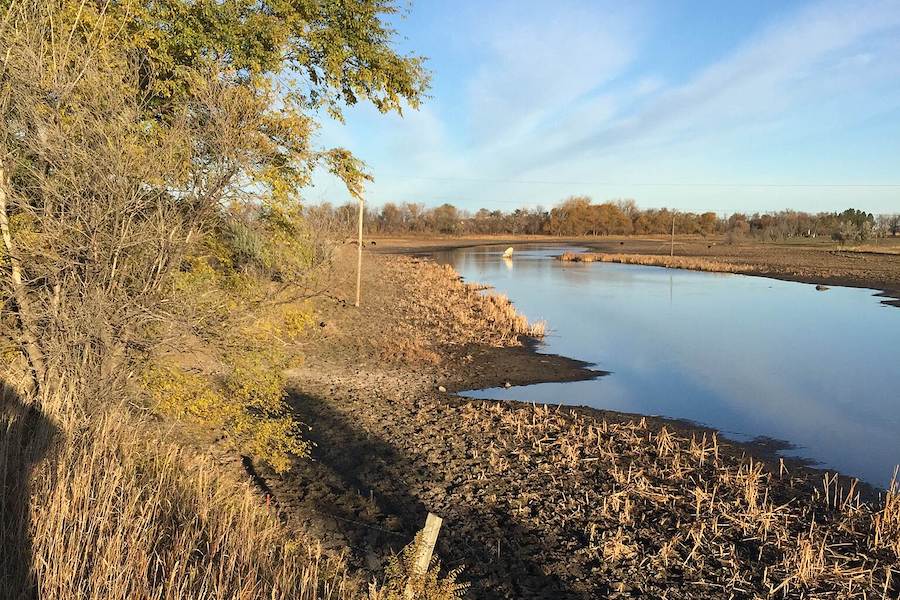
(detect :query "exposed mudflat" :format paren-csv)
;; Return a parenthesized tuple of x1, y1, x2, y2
(254, 245, 898, 599)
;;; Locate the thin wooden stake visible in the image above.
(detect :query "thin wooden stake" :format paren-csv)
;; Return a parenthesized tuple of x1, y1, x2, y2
(355, 192, 364, 307)
(404, 512, 443, 599)
(670, 213, 676, 257)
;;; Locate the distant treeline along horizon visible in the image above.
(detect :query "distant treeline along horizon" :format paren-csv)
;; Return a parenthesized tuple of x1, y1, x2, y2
(307, 196, 900, 243)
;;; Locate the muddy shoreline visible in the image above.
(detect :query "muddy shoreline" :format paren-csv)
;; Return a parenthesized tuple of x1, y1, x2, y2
(261, 245, 897, 599)
(389, 236, 893, 489)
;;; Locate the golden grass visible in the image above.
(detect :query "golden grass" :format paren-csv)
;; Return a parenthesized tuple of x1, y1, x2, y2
(1, 379, 467, 600)
(377, 329, 442, 365)
(840, 244, 900, 255)
(1, 394, 353, 600)
(559, 251, 758, 274)
(874, 468, 900, 557)
(391, 258, 546, 348)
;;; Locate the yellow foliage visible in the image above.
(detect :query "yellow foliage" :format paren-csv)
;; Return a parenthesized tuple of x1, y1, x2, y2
(2, 213, 42, 261)
(160, 240, 318, 473)
(240, 303, 315, 346)
(1, 402, 348, 599)
(173, 258, 221, 294)
(142, 363, 309, 473)
(281, 304, 316, 338)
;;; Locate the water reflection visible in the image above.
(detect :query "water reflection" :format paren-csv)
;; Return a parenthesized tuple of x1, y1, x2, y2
(435, 245, 900, 488)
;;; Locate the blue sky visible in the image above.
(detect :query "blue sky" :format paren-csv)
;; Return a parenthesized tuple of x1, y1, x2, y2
(309, 0, 900, 214)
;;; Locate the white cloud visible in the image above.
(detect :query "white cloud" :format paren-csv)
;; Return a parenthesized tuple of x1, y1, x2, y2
(312, 0, 900, 213)
(560, 0, 900, 159)
(465, 1, 639, 143)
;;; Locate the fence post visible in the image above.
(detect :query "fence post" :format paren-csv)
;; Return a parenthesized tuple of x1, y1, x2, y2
(355, 191, 364, 307)
(670, 213, 676, 256)
(404, 512, 443, 599)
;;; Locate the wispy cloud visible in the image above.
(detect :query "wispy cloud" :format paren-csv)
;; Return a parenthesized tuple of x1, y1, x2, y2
(464, 1, 639, 143)
(313, 0, 900, 213)
(558, 0, 900, 160)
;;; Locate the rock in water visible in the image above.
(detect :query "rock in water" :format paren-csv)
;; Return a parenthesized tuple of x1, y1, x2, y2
(502, 247, 514, 258)
(815, 284, 830, 291)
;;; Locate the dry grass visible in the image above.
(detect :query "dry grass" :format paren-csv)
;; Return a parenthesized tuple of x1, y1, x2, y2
(559, 251, 758, 274)
(1, 390, 354, 600)
(391, 258, 545, 348)
(376, 329, 442, 365)
(1, 377, 467, 600)
(874, 468, 900, 557)
(459, 401, 900, 597)
(840, 244, 900, 255)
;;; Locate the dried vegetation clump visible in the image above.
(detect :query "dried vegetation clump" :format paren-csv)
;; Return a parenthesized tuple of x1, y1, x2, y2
(369, 532, 467, 599)
(839, 244, 900, 255)
(376, 328, 442, 365)
(0, 392, 354, 600)
(559, 251, 758, 274)
(457, 401, 900, 598)
(392, 258, 545, 348)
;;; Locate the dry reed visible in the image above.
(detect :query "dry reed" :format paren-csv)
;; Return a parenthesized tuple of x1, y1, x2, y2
(457, 401, 900, 597)
(558, 251, 758, 274)
(840, 245, 900, 255)
(391, 258, 546, 349)
(1, 390, 354, 600)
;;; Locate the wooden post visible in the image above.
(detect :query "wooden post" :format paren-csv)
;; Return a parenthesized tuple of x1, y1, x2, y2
(404, 513, 443, 599)
(355, 191, 364, 307)
(670, 213, 676, 257)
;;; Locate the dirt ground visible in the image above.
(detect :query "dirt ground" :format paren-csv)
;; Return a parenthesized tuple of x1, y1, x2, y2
(252, 244, 898, 599)
(373, 234, 900, 306)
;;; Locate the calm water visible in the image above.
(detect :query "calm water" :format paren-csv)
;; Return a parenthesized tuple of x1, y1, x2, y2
(434, 245, 900, 488)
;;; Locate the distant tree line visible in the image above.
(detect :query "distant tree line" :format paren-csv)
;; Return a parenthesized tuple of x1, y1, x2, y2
(307, 197, 900, 242)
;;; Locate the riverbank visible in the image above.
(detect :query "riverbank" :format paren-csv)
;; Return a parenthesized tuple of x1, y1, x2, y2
(259, 244, 899, 599)
(373, 235, 900, 307)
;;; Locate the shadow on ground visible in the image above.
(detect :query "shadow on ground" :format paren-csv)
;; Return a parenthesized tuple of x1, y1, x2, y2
(262, 388, 587, 599)
(1, 382, 59, 599)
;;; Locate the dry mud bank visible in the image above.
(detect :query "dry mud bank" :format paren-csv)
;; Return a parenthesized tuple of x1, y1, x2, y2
(260, 246, 899, 599)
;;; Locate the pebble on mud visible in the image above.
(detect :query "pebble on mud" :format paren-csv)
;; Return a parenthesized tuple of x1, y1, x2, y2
(438, 385, 447, 393)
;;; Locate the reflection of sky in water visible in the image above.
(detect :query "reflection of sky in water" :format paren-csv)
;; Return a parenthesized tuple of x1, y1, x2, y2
(434, 245, 900, 488)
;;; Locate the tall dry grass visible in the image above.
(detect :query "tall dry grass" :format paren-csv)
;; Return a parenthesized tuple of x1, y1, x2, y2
(1, 387, 353, 600)
(393, 259, 545, 348)
(559, 251, 757, 274)
(478, 291, 546, 340)
(1, 384, 466, 600)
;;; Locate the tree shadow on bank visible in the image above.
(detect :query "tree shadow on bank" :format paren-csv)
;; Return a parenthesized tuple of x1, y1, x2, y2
(267, 388, 585, 600)
(0, 382, 59, 599)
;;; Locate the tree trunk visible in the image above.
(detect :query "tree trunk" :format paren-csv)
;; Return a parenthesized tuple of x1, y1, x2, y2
(0, 164, 46, 390)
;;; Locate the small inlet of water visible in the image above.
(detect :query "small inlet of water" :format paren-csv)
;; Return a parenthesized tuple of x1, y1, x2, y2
(435, 244, 900, 489)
